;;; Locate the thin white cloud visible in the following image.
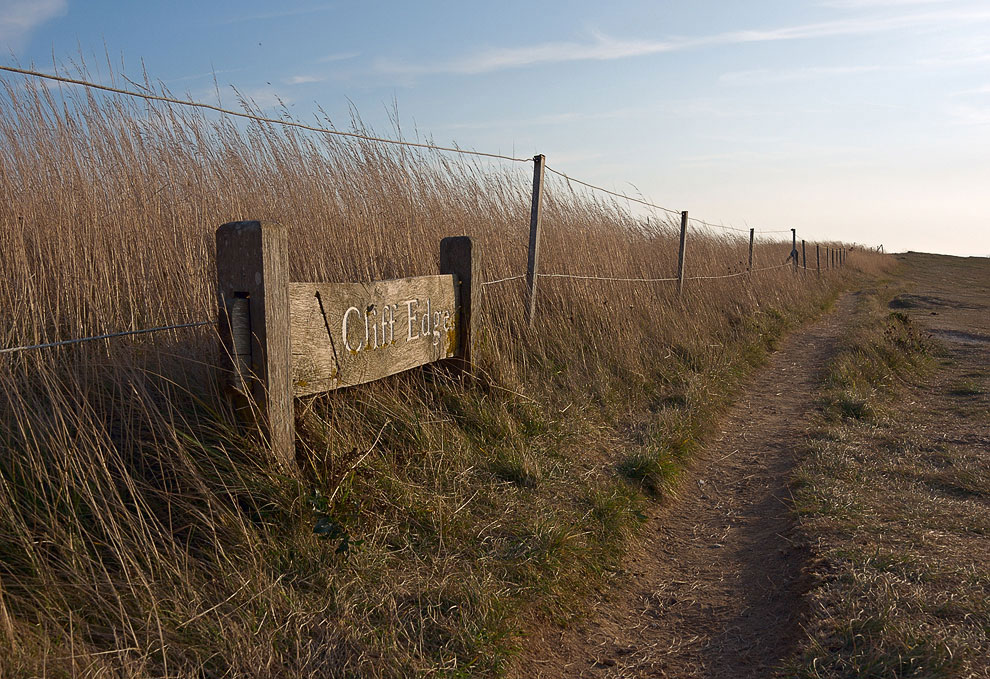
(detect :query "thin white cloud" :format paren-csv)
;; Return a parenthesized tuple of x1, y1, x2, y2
(378, 9, 990, 76)
(229, 86, 292, 111)
(286, 74, 325, 85)
(720, 65, 887, 85)
(820, 0, 956, 7)
(951, 84, 990, 96)
(441, 106, 652, 131)
(919, 48, 990, 68)
(377, 34, 678, 75)
(217, 5, 334, 25)
(318, 51, 359, 63)
(0, 0, 66, 53)
(167, 67, 246, 84)
(947, 103, 990, 125)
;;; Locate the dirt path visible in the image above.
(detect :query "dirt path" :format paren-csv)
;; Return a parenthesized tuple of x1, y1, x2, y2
(514, 295, 855, 678)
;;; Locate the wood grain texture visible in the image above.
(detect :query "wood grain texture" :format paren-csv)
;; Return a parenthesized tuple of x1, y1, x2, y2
(289, 275, 458, 396)
(440, 236, 475, 375)
(748, 228, 754, 272)
(216, 220, 295, 471)
(677, 211, 688, 296)
(527, 154, 545, 324)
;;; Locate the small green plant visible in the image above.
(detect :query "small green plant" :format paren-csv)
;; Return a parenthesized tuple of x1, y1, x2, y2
(306, 489, 363, 557)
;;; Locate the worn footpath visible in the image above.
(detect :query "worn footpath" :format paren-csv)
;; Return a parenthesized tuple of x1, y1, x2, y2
(512, 295, 855, 678)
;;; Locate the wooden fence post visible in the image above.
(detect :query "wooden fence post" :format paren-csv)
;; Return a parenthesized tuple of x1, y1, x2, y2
(748, 227, 754, 273)
(677, 211, 688, 297)
(816, 243, 821, 276)
(216, 220, 295, 471)
(440, 236, 475, 376)
(526, 154, 545, 325)
(791, 229, 798, 271)
(802, 239, 807, 270)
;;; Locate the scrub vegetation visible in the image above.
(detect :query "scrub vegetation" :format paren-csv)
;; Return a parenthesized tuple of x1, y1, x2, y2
(789, 254, 990, 678)
(0, 70, 889, 677)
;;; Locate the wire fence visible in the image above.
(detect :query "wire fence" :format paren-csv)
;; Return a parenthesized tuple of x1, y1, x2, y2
(4, 65, 791, 236)
(0, 65, 532, 164)
(480, 262, 795, 288)
(0, 259, 823, 356)
(0, 321, 214, 356)
(544, 165, 683, 218)
(0, 65, 857, 357)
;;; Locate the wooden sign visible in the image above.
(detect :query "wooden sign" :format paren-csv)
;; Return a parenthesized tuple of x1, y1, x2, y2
(288, 275, 459, 395)
(216, 221, 475, 471)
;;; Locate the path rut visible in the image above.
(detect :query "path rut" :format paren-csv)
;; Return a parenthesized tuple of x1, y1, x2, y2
(514, 295, 854, 678)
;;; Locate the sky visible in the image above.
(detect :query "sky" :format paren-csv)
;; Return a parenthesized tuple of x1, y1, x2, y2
(2, 0, 989, 256)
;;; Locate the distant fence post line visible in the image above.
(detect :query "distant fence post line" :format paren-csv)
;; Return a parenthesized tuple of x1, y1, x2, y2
(526, 154, 546, 325)
(748, 228, 754, 273)
(217, 221, 475, 470)
(677, 211, 689, 297)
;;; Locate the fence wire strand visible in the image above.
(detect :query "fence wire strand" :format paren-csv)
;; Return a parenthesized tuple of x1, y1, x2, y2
(1, 66, 812, 241)
(0, 66, 843, 359)
(544, 165, 683, 217)
(0, 261, 818, 354)
(480, 262, 798, 287)
(539, 273, 679, 283)
(544, 164, 792, 236)
(481, 274, 526, 286)
(1, 321, 215, 356)
(687, 218, 750, 234)
(0, 65, 532, 164)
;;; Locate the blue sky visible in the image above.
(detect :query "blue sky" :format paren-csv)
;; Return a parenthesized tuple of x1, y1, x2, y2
(2, 0, 989, 255)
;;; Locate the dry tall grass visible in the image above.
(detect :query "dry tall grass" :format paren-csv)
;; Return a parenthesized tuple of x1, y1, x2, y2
(0, 70, 891, 676)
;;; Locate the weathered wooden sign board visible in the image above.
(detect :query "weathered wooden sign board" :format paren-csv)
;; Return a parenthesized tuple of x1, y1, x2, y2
(288, 275, 459, 395)
(216, 220, 475, 471)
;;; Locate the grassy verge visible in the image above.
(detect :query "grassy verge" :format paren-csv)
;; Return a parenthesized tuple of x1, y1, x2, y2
(786, 282, 990, 678)
(0, 67, 887, 677)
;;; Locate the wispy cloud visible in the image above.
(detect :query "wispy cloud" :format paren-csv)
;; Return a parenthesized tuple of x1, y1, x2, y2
(0, 0, 66, 53)
(951, 84, 990, 96)
(284, 52, 359, 85)
(318, 51, 359, 64)
(918, 44, 990, 68)
(378, 9, 990, 76)
(377, 33, 677, 75)
(440, 106, 652, 131)
(286, 74, 326, 85)
(217, 4, 334, 25)
(947, 103, 990, 125)
(819, 0, 957, 8)
(166, 67, 246, 84)
(720, 65, 887, 85)
(226, 86, 292, 111)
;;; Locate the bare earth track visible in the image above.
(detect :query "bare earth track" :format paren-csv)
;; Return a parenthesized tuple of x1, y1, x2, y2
(513, 296, 855, 678)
